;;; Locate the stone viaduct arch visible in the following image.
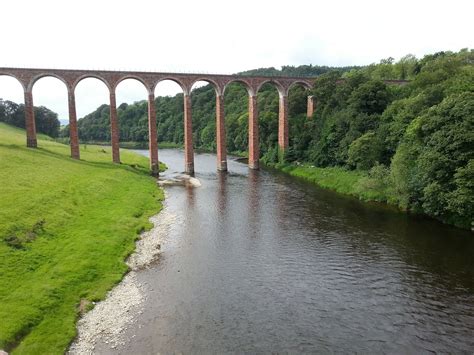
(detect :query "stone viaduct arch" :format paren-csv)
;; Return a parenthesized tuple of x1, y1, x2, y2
(186, 78, 223, 172)
(0, 67, 316, 175)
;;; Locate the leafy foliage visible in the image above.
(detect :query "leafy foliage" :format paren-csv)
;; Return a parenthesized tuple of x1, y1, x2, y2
(347, 131, 383, 170)
(416, 92, 473, 225)
(0, 99, 60, 137)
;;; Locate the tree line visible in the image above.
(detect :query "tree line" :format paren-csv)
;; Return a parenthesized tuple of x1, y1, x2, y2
(0, 99, 60, 137)
(291, 49, 473, 229)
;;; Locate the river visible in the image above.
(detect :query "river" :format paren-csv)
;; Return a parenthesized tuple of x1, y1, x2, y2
(96, 149, 474, 353)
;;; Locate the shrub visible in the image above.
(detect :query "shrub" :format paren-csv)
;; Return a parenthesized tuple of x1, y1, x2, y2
(347, 131, 383, 170)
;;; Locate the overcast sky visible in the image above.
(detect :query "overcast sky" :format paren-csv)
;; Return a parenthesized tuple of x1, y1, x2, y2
(0, 0, 472, 120)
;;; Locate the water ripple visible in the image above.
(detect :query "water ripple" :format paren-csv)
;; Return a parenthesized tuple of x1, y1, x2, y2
(104, 149, 474, 354)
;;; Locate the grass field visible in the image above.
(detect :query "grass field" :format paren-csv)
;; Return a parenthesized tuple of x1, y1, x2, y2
(270, 163, 397, 204)
(0, 123, 165, 353)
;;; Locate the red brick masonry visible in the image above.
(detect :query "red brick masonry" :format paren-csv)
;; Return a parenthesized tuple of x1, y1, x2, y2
(1, 67, 405, 174)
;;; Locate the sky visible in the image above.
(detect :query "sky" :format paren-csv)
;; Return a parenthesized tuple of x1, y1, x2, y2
(0, 0, 472, 120)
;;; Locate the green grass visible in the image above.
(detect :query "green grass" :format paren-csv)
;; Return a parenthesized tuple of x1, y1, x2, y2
(154, 141, 183, 149)
(0, 123, 165, 353)
(270, 163, 397, 204)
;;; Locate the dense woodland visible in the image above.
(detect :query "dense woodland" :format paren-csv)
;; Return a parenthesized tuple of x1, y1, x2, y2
(0, 100, 60, 137)
(3, 50, 473, 229)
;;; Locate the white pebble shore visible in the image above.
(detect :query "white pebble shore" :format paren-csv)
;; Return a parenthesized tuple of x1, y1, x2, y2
(68, 203, 176, 354)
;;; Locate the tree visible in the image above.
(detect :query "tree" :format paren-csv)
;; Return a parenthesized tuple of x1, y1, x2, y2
(0, 99, 5, 120)
(0, 99, 60, 137)
(416, 92, 474, 227)
(394, 54, 419, 79)
(347, 131, 383, 170)
(34, 106, 60, 137)
(349, 80, 391, 115)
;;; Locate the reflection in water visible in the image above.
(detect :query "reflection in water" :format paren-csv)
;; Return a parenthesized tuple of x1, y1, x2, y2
(185, 183, 195, 208)
(106, 149, 474, 354)
(216, 171, 229, 242)
(217, 171, 227, 215)
(247, 169, 261, 240)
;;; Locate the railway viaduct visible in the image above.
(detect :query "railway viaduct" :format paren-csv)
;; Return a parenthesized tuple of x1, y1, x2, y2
(0, 67, 408, 175)
(0, 67, 317, 175)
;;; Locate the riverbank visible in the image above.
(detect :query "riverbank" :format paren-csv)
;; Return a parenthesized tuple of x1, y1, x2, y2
(268, 162, 472, 231)
(0, 123, 166, 353)
(267, 162, 393, 201)
(68, 202, 177, 353)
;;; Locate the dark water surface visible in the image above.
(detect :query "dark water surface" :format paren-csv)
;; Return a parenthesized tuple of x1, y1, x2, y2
(110, 149, 474, 353)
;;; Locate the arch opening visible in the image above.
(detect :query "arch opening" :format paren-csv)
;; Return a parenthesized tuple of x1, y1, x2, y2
(31, 76, 67, 139)
(0, 73, 26, 144)
(224, 79, 254, 97)
(256, 82, 280, 164)
(114, 78, 149, 144)
(154, 78, 187, 96)
(29, 73, 68, 92)
(154, 80, 186, 172)
(0, 75, 26, 131)
(256, 80, 286, 98)
(223, 81, 250, 156)
(73, 75, 111, 93)
(288, 82, 311, 117)
(190, 80, 218, 156)
(0, 74, 24, 96)
(154, 79, 185, 148)
(73, 78, 110, 143)
(288, 80, 312, 92)
(286, 83, 313, 163)
(191, 78, 221, 96)
(116, 75, 151, 95)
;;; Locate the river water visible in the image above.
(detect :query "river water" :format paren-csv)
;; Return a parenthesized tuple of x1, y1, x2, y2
(99, 149, 473, 353)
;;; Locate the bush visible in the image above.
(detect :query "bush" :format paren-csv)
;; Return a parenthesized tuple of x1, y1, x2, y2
(349, 80, 391, 115)
(390, 142, 422, 210)
(417, 93, 474, 227)
(347, 131, 383, 170)
(355, 163, 393, 202)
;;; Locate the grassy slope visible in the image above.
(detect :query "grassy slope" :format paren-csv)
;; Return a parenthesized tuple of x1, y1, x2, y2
(0, 123, 164, 353)
(273, 163, 396, 204)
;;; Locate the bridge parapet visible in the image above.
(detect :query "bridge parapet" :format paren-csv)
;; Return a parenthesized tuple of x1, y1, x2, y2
(0, 67, 315, 95)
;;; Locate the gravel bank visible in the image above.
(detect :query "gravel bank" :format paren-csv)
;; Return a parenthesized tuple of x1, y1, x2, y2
(68, 202, 177, 354)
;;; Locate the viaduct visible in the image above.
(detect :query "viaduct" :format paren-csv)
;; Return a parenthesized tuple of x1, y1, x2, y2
(0, 67, 317, 175)
(0, 67, 408, 176)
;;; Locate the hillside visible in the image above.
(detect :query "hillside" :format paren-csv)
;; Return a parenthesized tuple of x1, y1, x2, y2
(0, 123, 164, 353)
